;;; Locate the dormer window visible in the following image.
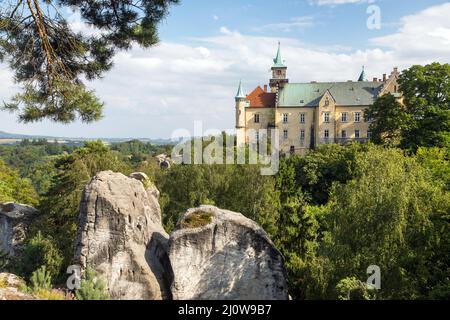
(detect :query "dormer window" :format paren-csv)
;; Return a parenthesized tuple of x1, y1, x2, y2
(325, 98, 329, 106)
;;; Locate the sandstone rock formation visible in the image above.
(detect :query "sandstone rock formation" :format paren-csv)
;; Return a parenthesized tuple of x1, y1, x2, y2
(168, 205, 289, 300)
(74, 171, 171, 300)
(0, 202, 37, 257)
(73, 171, 289, 300)
(0, 273, 36, 300)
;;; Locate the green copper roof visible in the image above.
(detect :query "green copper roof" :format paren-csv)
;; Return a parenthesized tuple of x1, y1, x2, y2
(272, 42, 286, 68)
(358, 66, 367, 81)
(235, 80, 246, 99)
(277, 81, 384, 107)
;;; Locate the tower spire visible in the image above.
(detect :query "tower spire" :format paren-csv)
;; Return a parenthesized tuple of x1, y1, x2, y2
(273, 41, 285, 67)
(235, 80, 246, 99)
(358, 65, 366, 81)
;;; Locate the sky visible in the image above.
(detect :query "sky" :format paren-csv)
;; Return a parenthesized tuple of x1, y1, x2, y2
(1, 0, 450, 139)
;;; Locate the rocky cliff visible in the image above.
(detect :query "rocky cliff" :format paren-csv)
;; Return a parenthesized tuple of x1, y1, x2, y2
(0, 202, 37, 257)
(73, 171, 171, 300)
(169, 206, 289, 300)
(73, 171, 288, 300)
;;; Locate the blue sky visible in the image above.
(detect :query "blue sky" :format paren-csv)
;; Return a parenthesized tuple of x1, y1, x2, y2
(1, 0, 450, 139)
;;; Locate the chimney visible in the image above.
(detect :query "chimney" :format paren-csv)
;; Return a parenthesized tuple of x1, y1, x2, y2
(373, 77, 377, 82)
(263, 85, 268, 92)
(383, 74, 387, 82)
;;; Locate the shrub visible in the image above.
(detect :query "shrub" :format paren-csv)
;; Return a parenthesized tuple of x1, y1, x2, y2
(29, 266, 52, 292)
(19, 232, 63, 280)
(75, 268, 110, 300)
(180, 211, 213, 229)
(25, 266, 66, 300)
(336, 277, 376, 300)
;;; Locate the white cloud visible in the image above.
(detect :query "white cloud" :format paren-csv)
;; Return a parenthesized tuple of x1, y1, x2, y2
(212, 15, 219, 21)
(0, 3, 449, 138)
(253, 16, 315, 33)
(370, 3, 450, 61)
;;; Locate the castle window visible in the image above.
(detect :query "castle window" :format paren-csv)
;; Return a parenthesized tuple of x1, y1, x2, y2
(367, 131, 372, 139)
(341, 112, 348, 122)
(254, 114, 260, 123)
(283, 129, 288, 139)
(324, 129, 329, 139)
(300, 129, 305, 140)
(341, 130, 347, 138)
(290, 146, 295, 154)
(355, 112, 361, 122)
(283, 113, 288, 123)
(256, 131, 260, 141)
(300, 113, 305, 124)
(355, 130, 360, 138)
(324, 112, 330, 123)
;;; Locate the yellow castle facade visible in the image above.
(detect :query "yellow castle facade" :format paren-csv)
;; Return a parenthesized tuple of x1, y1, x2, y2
(235, 43, 401, 155)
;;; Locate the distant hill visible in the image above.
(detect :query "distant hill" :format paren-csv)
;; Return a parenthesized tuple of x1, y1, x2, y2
(0, 131, 36, 139)
(0, 131, 179, 145)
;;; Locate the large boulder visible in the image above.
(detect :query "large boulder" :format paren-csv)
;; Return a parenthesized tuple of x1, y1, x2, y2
(0, 273, 36, 300)
(168, 205, 289, 300)
(73, 171, 171, 300)
(0, 202, 37, 257)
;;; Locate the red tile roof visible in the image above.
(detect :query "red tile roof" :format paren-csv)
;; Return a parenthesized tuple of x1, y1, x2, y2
(247, 86, 276, 108)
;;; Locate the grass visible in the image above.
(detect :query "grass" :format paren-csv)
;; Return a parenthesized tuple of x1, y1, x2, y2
(33, 288, 67, 300)
(0, 277, 7, 289)
(180, 210, 214, 229)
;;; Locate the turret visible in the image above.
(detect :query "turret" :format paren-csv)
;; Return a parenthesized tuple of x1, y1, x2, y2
(235, 80, 246, 129)
(235, 80, 247, 147)
(269, 42, 288, 93)
(358, 65, 367, 82)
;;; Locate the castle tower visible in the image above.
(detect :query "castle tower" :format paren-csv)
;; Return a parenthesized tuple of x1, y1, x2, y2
(235, 80, 247, 147)
(269, 42, 288, 93)
(358, 65, 367, 81)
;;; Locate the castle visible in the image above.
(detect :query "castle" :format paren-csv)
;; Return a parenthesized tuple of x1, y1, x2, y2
(235, 43, 401, 155)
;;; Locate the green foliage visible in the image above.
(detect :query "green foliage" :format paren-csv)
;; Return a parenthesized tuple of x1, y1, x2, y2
(75, 268, 110, 300)
(415, 147, 450, 189)
(110, 140, 172, 165)
(277, 143, 364, 205)
(324, 146, 450, 299)
(19, 232, 63, 282)
(24, 266, 66, 300)
(0, 139, 76, 195)
(0, 0, 179, 123)
(29, 266, 52, 292)
(365, 93, 406, 146)
(335, 277, 376, 300)
(155, 163, 280, 236)
(180, 211, 213, 229)
(0, 159, 38, 206)
(367, 63, 450, 151)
